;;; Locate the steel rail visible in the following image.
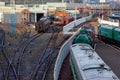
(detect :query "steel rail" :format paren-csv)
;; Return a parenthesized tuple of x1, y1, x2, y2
(17, 33, 43, 80)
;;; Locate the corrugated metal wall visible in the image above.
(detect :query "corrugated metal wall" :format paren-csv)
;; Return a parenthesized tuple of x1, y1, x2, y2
(3, 13, 10, 24)
(16, 13, 21, 24)
(2, 13, 21, 24)
(2, 12, 40, 24)
(1, 13, 35, 24)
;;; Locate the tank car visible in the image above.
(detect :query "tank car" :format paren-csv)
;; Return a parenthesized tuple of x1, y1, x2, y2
(70, 43, 119, 80)
(73, 29, 92, 45)
(35, 17, 52, 33)
(73, 24, 95, 47)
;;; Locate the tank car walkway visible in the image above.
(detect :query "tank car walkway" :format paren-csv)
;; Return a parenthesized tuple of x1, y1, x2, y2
(96, 42, 120, 79)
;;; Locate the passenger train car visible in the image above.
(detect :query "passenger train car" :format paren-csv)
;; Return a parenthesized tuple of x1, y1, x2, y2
(70, 43, 119, 80)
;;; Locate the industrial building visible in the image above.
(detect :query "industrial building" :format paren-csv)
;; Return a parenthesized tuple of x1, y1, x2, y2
(1, 0, 116, 24)
(0, 1, 90, 24)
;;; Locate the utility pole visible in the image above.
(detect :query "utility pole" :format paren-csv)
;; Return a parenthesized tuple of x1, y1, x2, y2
(10, 0, 15, 7)
(10, 0, 15, 13)
(24, 0, 25, 7)
(41, 0, 43, 4)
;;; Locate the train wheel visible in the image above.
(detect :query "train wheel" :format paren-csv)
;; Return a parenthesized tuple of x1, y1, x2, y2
(116, 41, 120, 47)
(38, 30, 41, 33)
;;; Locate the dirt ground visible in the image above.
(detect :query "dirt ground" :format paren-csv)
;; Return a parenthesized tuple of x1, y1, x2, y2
(0, 23, 71, 79)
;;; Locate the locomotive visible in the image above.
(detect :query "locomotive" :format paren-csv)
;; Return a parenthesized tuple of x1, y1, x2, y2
(73, 24, 95, 47)
(98, 24, 120, 46)
(70, 43, 119, 80)
(35, 17, 52, 33)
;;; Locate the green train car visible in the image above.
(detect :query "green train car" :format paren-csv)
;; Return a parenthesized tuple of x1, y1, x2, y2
(98, 24, 120, 45)
(98, 24, 116, 39)
(113, 28, 120, 42)
(73, 29, 92, 45)
(73, 25, 95, 46)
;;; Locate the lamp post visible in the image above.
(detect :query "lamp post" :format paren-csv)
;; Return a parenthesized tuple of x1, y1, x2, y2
(35, 7, 37, 23)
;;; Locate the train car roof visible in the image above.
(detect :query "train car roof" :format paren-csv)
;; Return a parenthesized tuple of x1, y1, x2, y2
(114, 27, 120, 32)
(40, 17, 51, 21)
(109, 14, 120, 20)
(70, 43, 119, 80)
(100, 24, 117, 29)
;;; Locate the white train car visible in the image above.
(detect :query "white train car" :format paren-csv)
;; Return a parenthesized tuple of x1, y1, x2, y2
(70, 43, 119, 80)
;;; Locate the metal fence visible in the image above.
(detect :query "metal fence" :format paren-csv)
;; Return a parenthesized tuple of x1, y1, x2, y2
(54, 15, 92, 80)
(63, 16, 92, 34)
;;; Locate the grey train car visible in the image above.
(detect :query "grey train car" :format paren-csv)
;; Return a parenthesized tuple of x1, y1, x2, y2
(70, 43, 119, 80)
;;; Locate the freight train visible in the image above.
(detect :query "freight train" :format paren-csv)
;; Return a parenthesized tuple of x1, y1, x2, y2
(73, 24, 95, 47)
(35, 17, 52, 33)
(70, 43, 119, 80)
(98, 24, 120, 46)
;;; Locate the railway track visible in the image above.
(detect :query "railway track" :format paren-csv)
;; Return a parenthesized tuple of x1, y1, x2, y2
(0, 29, 16, 80)
(40, 34, 65, 80)
(0, 28, 5, 49)
(95, 41, 120, 78)
(0, 29, 20, 80)
(29, 25, 67, 80)
(0, 26, 44, 80)
(106, 43, 120, 53)
(30, 33, 57, 79)
(4, 27, 32, 80)
(17, 33, 43, 80)
(1, 28, 28, 80)
(0, 29, 6, 80)
(0, 24, 70, 80)
(30, 26, 59, 80)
